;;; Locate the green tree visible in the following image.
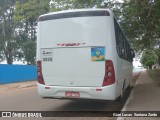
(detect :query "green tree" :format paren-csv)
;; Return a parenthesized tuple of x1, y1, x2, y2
(120, 0, 160, 51)
(140, 50, 158, 69)
(50, 0, 102, 11)
(50, 0, 123, 11)
(155, 48, 160, 64)
(0, 0, 18, 64)
(14, 0, 50, 64)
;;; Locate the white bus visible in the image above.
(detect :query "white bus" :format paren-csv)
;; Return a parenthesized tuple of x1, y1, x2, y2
(36, 9, 135, 101)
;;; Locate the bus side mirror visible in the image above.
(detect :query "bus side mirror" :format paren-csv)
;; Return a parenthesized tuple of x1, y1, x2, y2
(131, 49, 135, 58)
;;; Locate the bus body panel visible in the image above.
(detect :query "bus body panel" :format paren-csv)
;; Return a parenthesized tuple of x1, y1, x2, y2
(116, 58, 133, 97)
(41, 47, 105, 87)
(40, 16, 110, 47)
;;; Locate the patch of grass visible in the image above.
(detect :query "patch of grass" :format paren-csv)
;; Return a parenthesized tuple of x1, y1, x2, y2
(148, 70, 160, 87)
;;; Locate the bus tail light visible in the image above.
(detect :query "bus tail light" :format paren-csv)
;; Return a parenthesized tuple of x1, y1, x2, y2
(37, 61, 45, 85)
(102, 60, 115, 86)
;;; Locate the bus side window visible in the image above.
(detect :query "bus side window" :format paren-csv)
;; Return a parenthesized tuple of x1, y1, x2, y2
(114, 18, 133, 62)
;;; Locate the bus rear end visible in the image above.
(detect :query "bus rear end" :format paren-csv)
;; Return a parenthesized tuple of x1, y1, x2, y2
(37, 9, 117, 100)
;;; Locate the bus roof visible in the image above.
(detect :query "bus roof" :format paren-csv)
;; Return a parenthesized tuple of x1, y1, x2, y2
(38, 9, 114, 22)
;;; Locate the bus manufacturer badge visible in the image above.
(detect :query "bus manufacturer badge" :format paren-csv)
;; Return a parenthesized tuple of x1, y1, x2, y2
(91, 47, 105, 61)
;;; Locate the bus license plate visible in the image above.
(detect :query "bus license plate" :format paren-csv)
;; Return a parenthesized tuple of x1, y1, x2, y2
(65, 91, 80, 98)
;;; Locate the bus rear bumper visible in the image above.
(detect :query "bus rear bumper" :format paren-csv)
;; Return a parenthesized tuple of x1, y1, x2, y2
(37, 83, 117, 100)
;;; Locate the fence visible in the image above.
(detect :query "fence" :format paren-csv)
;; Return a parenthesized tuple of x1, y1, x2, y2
(0, 64, 37, 84)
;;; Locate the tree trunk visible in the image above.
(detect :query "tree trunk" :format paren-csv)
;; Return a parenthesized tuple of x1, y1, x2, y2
(7, 56, 13, 64)
(25, 21, 28, 34)
(4, 50, 13, 64)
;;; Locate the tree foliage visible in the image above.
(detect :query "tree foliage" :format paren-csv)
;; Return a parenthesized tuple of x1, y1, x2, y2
(140, 50, 158, 69)
(14, 0, 50, 64)
(115, 0, 160, 65)
(50, 0, 102, 11)
(120, 0, 160, 52)
(0, 0, 17, 64)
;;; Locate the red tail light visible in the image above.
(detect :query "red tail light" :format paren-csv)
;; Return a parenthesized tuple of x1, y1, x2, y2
(37, 61, 45, 85)
(102, 60, 115, 86)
